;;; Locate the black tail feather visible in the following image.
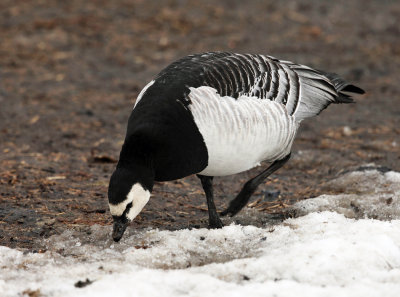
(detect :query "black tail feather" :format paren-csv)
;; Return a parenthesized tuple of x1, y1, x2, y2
(318, 70, 365, 103)
(341, 84, 365, 94)
(336, 94, 355, 104)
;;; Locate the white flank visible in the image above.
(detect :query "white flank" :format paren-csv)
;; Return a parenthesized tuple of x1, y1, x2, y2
(108, 183, 150, 219)
(188, 86, 298, 176)
(133, 80, 155, 109)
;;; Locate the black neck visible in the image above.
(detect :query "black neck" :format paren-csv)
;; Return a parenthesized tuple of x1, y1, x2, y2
(117, 137, 155, 192)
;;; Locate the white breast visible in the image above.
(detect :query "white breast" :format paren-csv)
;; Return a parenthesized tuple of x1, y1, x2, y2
(188, 86, 299, 176)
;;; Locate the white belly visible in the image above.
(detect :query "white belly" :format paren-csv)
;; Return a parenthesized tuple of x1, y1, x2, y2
(188, 86, 299, 176)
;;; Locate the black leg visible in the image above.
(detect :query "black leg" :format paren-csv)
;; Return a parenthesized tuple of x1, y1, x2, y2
(221, 154, 291, 217)
(197, 174, 223, 229)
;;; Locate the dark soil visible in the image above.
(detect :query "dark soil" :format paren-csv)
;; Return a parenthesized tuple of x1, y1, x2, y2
(1, 0, 399, 250)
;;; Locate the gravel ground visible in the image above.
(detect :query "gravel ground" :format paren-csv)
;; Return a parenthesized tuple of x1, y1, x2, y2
(0, 0, 399, 250)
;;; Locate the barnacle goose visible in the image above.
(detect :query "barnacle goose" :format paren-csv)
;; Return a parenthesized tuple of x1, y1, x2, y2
(108, 52, 364, 242)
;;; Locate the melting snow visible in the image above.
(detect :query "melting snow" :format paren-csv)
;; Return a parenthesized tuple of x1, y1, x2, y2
(293, 168, 400, 220)
(1, 169, 400, 297)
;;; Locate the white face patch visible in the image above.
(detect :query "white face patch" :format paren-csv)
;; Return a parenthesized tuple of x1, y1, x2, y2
(109, 198, 131, 217)
(126, 184, 150, 221)
(109, 183, 150, 220)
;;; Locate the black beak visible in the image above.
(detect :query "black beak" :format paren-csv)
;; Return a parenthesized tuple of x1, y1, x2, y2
(112, 217, 129, 242)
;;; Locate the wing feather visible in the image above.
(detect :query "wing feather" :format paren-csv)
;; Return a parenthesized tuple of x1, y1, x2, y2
(154, 52, 363, 121)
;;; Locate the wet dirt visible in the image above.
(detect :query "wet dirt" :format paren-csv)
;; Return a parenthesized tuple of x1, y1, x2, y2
(0, 0, 399, 250)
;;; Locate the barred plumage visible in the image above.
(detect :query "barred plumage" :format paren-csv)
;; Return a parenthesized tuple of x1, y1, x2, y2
(108, 51, 365, 241)
(155, 52, 363, 121)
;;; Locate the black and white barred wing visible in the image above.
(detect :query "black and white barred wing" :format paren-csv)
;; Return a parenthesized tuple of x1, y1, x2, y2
(151, 52, 364, 174)
(157, 52, 363, 122)
(199, 53, 363, 121)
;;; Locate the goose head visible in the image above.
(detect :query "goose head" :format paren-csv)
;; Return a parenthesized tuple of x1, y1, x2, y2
(108, 166, 153, 242)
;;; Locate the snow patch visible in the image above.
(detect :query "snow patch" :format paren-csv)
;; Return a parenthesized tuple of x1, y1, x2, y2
(2, 212, 400, 296)
(1, 169, 400, 296)
(292, 169, 400, 220)
(42, 224, 266, 270)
